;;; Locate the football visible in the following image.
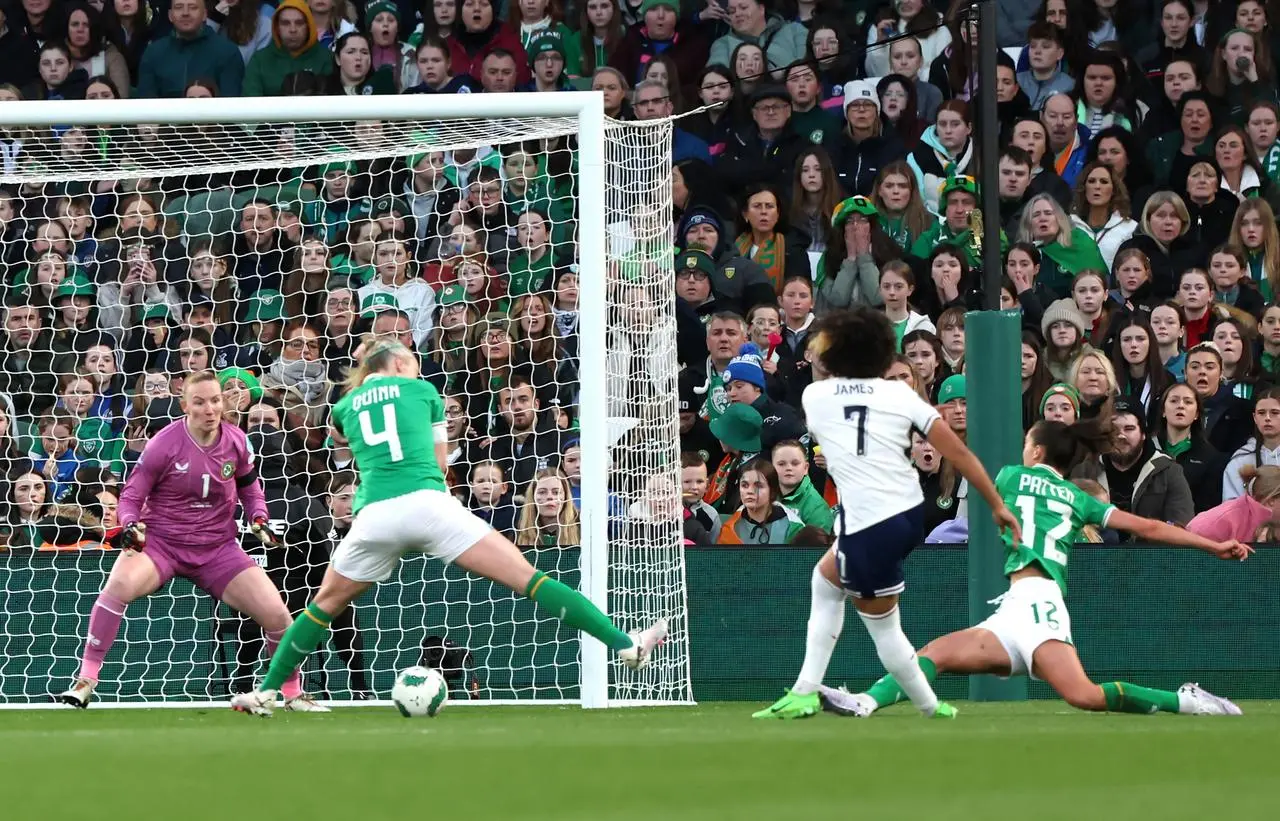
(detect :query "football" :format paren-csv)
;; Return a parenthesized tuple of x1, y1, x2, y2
(391, 666, 449, 718)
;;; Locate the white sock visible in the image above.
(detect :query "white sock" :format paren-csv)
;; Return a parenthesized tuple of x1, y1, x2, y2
(1177, 690, 1196, 714)
(792, 566, 846, 695)
(858, 605, 939, 715)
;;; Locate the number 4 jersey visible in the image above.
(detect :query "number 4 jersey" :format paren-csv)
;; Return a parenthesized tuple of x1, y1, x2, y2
(802, 377, 940, 536)
(997, 464, 1116, 595)
(331, 374, 448, 515)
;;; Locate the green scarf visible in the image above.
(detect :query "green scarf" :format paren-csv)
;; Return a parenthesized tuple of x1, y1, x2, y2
(1163, 436, 1193, 458)
(880, 214, 913, 251)
(1265, 140, 1280, 185)
(736, 232, 786, 293)
(1040, 227, 1108, 277)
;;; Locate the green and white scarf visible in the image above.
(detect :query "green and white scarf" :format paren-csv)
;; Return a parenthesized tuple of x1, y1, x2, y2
(1264, 140, 1280, 185)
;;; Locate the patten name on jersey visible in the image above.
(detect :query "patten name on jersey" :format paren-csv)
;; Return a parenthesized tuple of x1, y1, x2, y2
(1018, 472, 1076, 504)
(834, 382, 874, 395)
(351, 383, 402, 411)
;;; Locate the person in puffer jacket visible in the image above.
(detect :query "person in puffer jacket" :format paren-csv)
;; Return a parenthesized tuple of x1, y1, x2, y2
(716, 458, 804, 544)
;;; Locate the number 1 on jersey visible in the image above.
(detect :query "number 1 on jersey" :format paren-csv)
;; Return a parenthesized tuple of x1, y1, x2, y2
(359, 406, 404, 462)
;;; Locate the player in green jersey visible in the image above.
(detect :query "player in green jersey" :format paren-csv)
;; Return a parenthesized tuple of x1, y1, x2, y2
(232, 340, 666, 716)
(818, 418, 1252, 718)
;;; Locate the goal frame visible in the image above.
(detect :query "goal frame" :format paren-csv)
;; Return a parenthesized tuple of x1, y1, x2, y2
(0, 93, 621, 709)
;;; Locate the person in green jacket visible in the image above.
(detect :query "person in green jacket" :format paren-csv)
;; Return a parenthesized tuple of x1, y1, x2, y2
(910, 176, 1006, 270)
(135, 0, 244, 98)
(244, 0, 334, 97)
(772, 440, 834, 533)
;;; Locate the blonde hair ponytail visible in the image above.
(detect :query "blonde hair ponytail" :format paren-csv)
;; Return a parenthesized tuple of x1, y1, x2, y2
(341, 335, 411, 393)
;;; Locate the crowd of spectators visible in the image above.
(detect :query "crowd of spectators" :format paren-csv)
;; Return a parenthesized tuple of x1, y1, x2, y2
(0, 0, 1279, 555)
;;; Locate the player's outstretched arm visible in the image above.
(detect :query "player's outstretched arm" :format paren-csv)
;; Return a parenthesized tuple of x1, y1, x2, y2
(926, 421, 1022, 544)
(1109, 509, 1253, 560)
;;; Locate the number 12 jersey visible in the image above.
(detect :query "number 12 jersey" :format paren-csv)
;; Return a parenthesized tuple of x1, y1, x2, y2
(996, 463, 1115, 595)
(802, 378, 941, 536)
(331, 375, 449, 515)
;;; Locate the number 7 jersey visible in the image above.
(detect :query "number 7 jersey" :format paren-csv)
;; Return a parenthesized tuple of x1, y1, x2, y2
(802, 377, 941, 535)
(331, 374, 449, 515)
(996, 464, 1116, 595)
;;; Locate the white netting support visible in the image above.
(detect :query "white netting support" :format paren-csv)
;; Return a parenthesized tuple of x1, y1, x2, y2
(0, 95, 688, 708)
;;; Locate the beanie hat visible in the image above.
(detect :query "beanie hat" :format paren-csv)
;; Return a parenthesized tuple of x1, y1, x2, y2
(527, 31, 565, 65)
(1040, 298, 1087, 341)
(366, 0, 401, 26)
(723, 343, 766, 390)
(938, 374, 965, 404)
(681, 207, 724, 241)
(640, 0, 679, 15)
(842, 79, 880, 112)
(1039, 383, 1081, 417)
(218, 367, 264, 403)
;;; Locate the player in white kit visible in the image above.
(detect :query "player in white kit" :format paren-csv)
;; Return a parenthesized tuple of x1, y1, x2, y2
(753, 308, 1020, 720)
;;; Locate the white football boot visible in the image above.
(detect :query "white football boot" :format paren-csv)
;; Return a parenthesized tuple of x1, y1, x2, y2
(817, 685, 878, 717)
(1177, 683, 1243, 716)
(619, 618, 669, 671)
(230, 689, 277, 717)
(282, 693, 332, 713)
(58, 678, 97, 709)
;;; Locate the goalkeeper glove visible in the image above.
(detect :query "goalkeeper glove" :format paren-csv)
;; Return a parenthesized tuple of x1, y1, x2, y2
(113, 522, 146, 551)
(249, 517, 279, 548)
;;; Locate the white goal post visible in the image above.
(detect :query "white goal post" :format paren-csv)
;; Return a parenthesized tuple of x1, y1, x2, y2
(0, 93, 690, 708)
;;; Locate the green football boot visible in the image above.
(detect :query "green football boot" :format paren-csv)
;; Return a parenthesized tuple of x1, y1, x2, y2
(752, 689, 820, 720)
(930, 702, 959, 719)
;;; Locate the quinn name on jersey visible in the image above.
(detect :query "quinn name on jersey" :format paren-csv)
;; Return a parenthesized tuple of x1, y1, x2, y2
(802, 377, 941, 536)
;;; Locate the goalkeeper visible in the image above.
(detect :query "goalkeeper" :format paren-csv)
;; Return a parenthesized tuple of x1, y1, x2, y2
(819, 419, 1251, 719)
(59, 372, 317, 710)
(232, 339, 667, 716)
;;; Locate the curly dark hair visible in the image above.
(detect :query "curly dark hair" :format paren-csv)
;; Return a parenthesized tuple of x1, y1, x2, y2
(812, 307, 895, 379)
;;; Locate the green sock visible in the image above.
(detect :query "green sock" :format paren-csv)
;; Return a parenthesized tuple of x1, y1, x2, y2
(526, 571, 633, 652)
(865, 657, 938, 708)
(262, 602, 332, 691)
(1100, 682, 1181, 714)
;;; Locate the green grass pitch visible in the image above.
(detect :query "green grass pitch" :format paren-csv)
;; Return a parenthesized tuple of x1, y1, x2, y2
(5, 701, 1279, 821)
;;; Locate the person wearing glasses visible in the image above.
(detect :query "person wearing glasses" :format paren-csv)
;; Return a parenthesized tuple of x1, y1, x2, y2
(719, 85, 812, 198)
(633, 79, 712, 163)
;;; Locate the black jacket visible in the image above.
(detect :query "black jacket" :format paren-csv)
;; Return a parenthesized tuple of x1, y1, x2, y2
(829, 130, 906, 197)
(751, 394, 808, 453)
(1164, 435, 1227, 514)
(1202, 386, 1256, 456)
(478, 414, 564, 497)
(1116, 233, 1204, 300)
(716, 124, 812, 200)
(0, 25, 38, 89)
(1106, 449, 1196, 526)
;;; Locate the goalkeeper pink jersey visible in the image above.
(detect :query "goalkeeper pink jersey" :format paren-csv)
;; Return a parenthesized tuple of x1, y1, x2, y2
(117, 420, 268, 550)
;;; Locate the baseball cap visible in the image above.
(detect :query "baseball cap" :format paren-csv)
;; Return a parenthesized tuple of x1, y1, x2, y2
(361, 291, 400, 317)
(438, 283, 467, 307)
(244, 289, 285, 323)
(938, 374, 966, 404)
(677, 250, 716, 278)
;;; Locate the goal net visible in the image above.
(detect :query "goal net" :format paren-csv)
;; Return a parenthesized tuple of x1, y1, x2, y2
(0, 94, 688, 708)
